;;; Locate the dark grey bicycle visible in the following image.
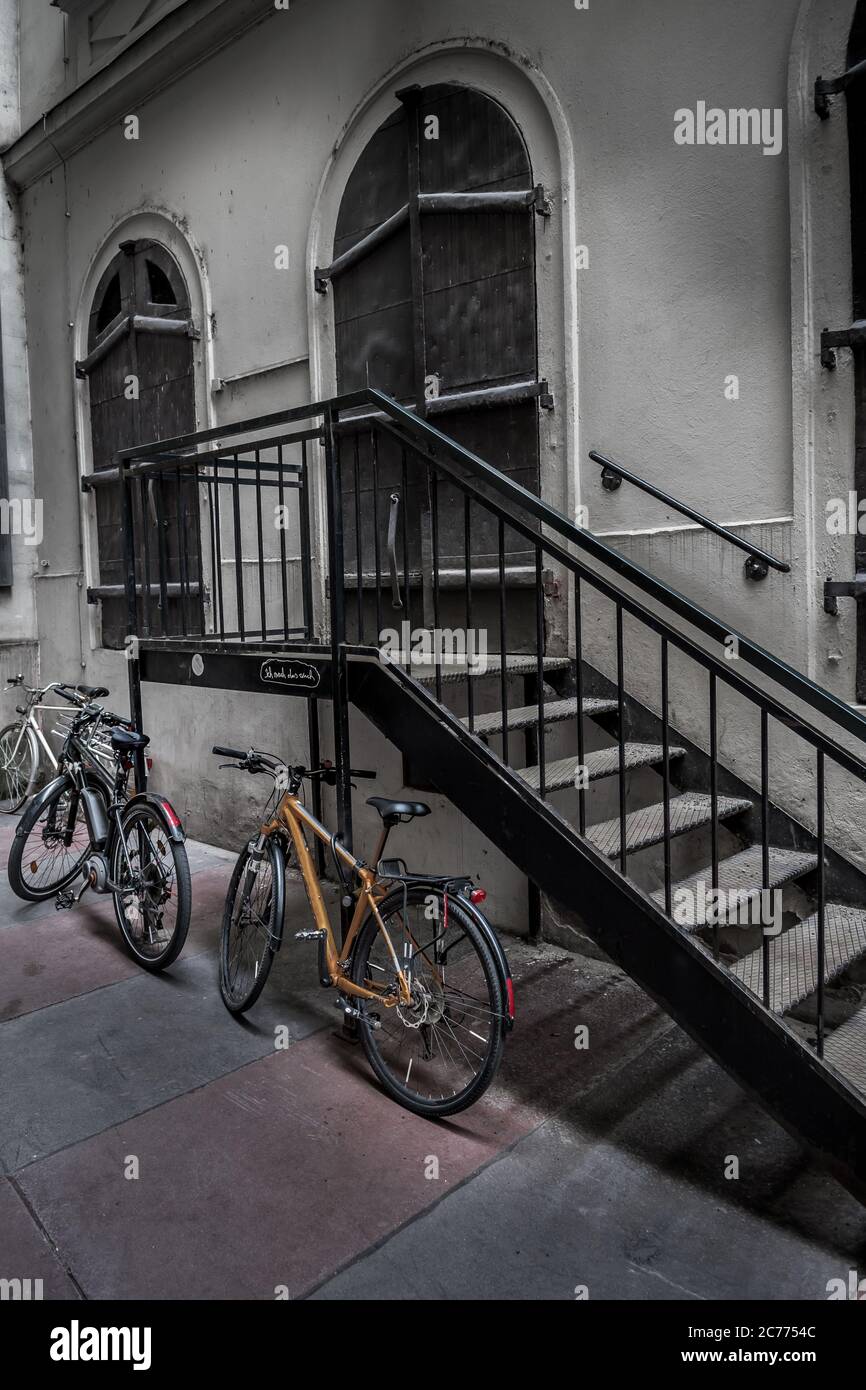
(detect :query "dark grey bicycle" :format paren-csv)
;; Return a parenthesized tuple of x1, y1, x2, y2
(8, 685, 191, 971)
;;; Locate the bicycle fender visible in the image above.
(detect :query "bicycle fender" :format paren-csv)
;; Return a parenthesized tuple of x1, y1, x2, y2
(390, 879, 516, 1032)
(125, 791, 186, 843)
(14, 772, 75, 836)
(456, 895, 515, 1032)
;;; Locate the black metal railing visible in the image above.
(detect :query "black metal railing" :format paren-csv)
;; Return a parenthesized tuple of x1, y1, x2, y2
(107, 386, 866, 1070)
(319, 389, 866, 1062)
(111, 412, 317, 645)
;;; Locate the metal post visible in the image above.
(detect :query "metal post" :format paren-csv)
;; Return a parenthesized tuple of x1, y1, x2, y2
(120, 457, 146, 793)
(324, 407, 353, 945)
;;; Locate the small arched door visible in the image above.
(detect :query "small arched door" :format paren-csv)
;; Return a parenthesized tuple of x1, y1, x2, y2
(78, 239, 198, 647)
(319, 82, 546, 623)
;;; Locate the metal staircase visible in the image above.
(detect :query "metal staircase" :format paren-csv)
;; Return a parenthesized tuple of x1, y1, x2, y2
(105, 386, 866, 1197)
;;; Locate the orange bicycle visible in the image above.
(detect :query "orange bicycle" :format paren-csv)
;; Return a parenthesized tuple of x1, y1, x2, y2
(212, 745, 514, 1117)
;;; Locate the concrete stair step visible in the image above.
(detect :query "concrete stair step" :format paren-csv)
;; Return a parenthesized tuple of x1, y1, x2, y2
(464, 695, 618, 737)
(653, 846, 819, 930)
(586, 792, 752, 859)
(415, 654, 569, 686)
(733, 904, 866, 1015)
(519, 742, 686, 795)
(825, 1004, 866, 1094)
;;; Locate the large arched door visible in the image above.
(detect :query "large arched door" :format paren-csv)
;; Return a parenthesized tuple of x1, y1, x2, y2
(319, 83, 546, 625)
(78, 239, 198, 648)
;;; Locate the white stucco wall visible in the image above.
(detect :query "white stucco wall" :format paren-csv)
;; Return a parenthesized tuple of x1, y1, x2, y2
(6, 0, 865, 926)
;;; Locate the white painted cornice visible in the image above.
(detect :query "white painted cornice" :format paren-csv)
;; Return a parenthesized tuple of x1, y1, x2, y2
(3, 0, 275, 189)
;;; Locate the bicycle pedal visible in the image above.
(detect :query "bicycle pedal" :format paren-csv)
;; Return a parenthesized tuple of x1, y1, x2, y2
(55, 891, 74, 910)
(294, 929, 327, 941)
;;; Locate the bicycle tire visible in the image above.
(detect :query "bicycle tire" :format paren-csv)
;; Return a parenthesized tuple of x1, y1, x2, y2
(112, 801, 191, 971)
(0, 721, 40, 814)
(8, 774, 95, 901)
(351, 885, 506, 1118)
(220, 837, 286, 1014)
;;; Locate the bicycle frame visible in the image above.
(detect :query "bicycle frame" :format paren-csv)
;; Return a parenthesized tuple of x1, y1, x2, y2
(263, 792, 413, 1007)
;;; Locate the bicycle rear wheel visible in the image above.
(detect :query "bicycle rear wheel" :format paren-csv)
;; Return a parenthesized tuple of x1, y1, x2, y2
(0, 722, 39, 813)
(220, 837, 286, 1014)
(351, 886, 506, 1117)
(112, 802, 191, 970)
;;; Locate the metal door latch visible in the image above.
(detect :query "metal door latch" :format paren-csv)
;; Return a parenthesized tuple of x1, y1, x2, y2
(820, 321, 866, 370)
(824, 574, 866, 615)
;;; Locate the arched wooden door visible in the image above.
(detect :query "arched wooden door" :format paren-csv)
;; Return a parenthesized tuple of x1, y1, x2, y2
(319, 83, 547, 630)
(78, 239, 198, 648)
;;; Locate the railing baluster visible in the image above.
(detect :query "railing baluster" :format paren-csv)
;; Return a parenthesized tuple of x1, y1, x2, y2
(371, 431, 383, 643)
(278, 445, 289, 642)
(465, 494, 474, 732)
(155, 475, 170, 639)
(353, 433, 363, 643)
(761, 708, 771, 1009)
(616, 603, 627, 874)
(401, 446, 411, 673)
(138, 477, 152, 639)
(661, 637, 671, 914)
(192, 465, 206, 636)
(709, 671, 719, 961)
(534, 548, 545, 796)
(255, 449, 267, 642)
(816, 749, 826, 1059)
(176, 465, 189, 637)
(213, 468, 225, 642)
(575, 573, 586, 836)
(431, 470, 442, 704)
(232, 454, 245, 641)
(299, 442, 313, 642)
(498, 518, 509, 766)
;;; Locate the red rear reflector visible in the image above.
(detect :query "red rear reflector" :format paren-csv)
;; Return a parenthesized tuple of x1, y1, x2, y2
(505, 977, 515, 1019)
(469, 887, 487, 904)
(161, 800, 181, 829)
(146, 757, 153, 771)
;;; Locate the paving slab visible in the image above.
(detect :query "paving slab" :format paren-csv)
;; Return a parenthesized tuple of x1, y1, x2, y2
(0, 864, 233, 1022)
(0, 933, 335, 1175)
(311, 1024, 866, 1301)
(13, 947, 664, 1299)
(0, 1177, 80, 1300)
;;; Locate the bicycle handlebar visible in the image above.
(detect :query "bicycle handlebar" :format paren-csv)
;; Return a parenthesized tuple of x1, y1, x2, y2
(211, 746, 376, 782)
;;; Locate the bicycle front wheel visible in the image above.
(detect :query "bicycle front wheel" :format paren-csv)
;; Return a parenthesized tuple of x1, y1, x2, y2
(0, 721, 39, 813)
(112, 803, 191, 970)
(351, 886, 506, 1118)
(8, 776, 93, 900)
(220, 837, 286, 1014)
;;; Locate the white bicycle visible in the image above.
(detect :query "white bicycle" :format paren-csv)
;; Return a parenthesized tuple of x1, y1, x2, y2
(0, 676, 111, 813)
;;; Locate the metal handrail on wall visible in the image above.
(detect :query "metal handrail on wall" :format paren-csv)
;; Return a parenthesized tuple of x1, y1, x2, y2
(588, 449, 790, 580)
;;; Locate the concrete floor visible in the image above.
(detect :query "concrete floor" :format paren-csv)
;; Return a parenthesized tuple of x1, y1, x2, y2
(1, 817, 865, 1301)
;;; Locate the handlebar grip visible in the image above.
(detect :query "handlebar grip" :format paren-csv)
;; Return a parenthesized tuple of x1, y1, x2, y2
(55, 685, 85, 705)
(77, 685, 109, 699)
(212, 745, 246, 760)
(350, 768, 377, 779)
